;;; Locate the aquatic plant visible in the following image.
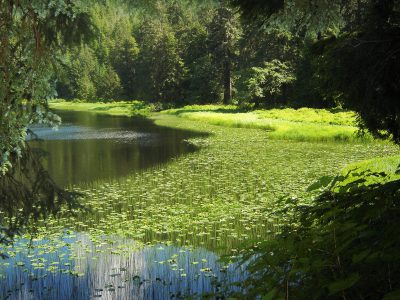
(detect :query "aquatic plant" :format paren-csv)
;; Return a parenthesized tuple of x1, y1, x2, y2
(2, 104, 398, 298)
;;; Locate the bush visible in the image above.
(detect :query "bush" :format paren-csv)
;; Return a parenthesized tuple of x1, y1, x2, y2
(236, 161, 400, 299)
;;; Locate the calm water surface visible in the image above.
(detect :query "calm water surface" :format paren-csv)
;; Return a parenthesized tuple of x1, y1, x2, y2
(28, 110, 203, 186)
(1, 111, 246, 299)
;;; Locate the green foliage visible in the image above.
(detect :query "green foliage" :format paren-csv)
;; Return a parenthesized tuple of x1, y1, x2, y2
(0, 0, 92, 246)
(291, 39, 339, 108)
(238, 60, 295, 105)
(111, 36, 140, 97)
(134, 19, 185, 102)
(58, 2, 133, 101)
(237, 157, 400, 299)
(311, 26, 400, 143)
(232, 0, 400, 143)
(184, 55, 223, 103)
(0, 0, 92, 174)
(94, 65, 123, 100)
(207, 3, 242, 103)
(231, 0, 346, 35)
(334, 155, 400, 189)
(76, 73, 97, 101)
(0, 146, 82, 250)
(53, 0, 368, 115)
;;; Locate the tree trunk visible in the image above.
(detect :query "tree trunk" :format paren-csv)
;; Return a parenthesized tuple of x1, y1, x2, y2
(223, 60, 232, 104)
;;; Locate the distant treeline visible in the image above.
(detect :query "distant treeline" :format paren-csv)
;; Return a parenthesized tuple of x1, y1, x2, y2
(56, 0, 336, 108)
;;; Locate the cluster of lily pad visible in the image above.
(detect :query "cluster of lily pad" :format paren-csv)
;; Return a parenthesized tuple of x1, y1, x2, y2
(1, 113, 398, 298)
(18, 115, 397, 251)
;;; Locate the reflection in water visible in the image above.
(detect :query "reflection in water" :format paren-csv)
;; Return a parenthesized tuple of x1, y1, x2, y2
(0, 144, 81, 249)
(29, 111, 205, 186)
(1, 233, 247, 299)
(0, 111, 246, 299)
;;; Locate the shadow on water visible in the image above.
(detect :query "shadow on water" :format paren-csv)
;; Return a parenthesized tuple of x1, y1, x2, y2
(28, 110, 208, 187)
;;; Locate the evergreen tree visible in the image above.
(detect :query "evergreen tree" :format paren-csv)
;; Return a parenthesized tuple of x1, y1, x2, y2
(208, 2, 241, 104)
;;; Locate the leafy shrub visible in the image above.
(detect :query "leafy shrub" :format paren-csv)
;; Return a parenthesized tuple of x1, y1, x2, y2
(237, 164, 400, 299)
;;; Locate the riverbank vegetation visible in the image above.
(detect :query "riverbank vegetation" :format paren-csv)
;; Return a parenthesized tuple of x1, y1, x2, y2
(50, 99, 152, 117)
(52, 101, 372, 143)
(163, 105, 367, 142)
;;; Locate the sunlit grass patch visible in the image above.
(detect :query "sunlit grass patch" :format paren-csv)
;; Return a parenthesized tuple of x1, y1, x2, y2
(266, 119, 363, 142)
(254, 107, 357, 126)
(49, 99, 151, 116)
(164, 105, 357, 125)
(162, 105, 371, 142)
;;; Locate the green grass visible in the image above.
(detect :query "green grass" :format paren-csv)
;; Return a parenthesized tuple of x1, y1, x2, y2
(49, 99, 152, 116)
(163, 105, 371, 142)
(166, 105, 357, 125)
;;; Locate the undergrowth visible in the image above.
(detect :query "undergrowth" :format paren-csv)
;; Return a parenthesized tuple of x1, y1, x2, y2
(236, 156, 400, 299)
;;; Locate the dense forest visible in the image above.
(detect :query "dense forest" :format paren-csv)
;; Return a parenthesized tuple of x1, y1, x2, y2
(55, 0, 336, 107)
(1, 0, 400, 299)
(54, 0, 400, 140)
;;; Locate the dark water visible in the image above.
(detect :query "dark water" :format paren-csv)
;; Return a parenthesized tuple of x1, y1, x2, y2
(28, 111, 204, 186)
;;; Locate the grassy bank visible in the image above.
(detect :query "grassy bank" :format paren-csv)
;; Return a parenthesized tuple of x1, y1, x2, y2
(163, 105, 371, 142)
(49, 99, 152, 116)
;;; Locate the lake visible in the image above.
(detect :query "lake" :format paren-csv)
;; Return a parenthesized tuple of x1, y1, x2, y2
(1, 111, 246, 299)
(2, 110, 394, 299)
(28, 110, 204, 186)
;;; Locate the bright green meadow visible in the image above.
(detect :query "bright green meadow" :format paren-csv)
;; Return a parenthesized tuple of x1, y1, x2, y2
(163, 104, 370, 142)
